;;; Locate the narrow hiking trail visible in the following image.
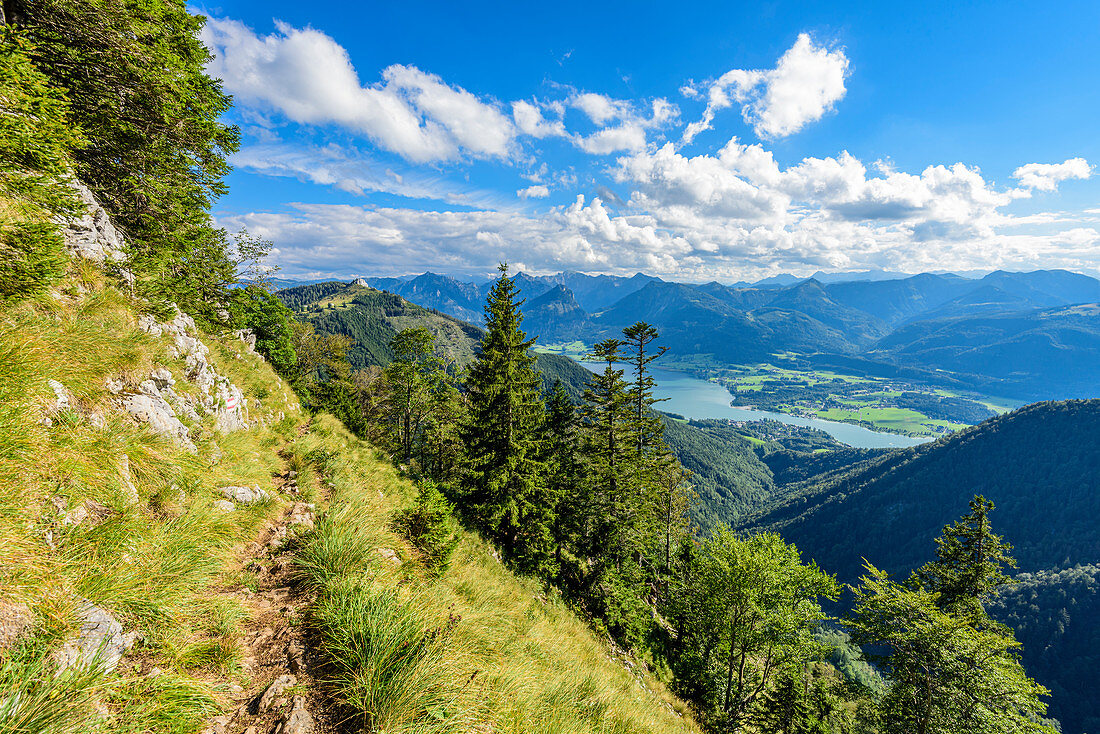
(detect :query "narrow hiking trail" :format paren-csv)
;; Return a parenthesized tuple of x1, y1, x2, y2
(199, 432, 337, 734)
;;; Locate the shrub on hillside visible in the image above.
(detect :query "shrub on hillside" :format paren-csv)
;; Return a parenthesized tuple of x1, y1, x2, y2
(0, 222, 68, 302)
(393, 481, 460, 575)
(232, 285, 297, 375)
(0, 28, 81, 215)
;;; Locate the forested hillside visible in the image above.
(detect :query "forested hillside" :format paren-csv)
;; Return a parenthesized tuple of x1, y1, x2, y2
(279, 280, 594, 399)
(744, 400, 1100, 575)
(740, 400, 1100, 731)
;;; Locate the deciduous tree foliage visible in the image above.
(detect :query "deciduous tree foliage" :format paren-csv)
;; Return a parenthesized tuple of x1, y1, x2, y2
(669, 529, 839, 730)
(7, 0, 240, 320)
(848, 500, 1054, 734)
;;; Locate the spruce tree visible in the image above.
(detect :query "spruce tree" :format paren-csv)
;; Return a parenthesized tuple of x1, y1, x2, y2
(459, 264, 553, 575)
(621, 321, 668, 457)
(915, 494, 1016, 619)
(752, 669, 814, 734)
(542, 380, 587, 582)
(580, 338, 631, 562)
(384, 327, 444, 464)
(850, 502, 1054, 734)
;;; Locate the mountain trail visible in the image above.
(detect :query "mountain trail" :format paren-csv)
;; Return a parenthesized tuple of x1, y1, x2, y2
(199, 434, 336, 734)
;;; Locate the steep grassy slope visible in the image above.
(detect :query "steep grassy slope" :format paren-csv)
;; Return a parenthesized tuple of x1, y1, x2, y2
(0, 265, 306, 733)
(291, 415, 698, 734)
(1, 267, 699, 734)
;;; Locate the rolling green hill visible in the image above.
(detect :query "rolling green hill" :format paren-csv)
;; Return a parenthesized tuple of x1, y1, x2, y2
(278, 281, 594, 400)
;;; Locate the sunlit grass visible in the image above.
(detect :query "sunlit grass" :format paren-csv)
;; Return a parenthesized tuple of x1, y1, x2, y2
(294, 414, 699, 734)
(0, 269, 304, 734)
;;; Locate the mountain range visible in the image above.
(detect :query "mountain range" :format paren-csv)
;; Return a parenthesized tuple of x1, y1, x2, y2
(320, 268, 1100, 400)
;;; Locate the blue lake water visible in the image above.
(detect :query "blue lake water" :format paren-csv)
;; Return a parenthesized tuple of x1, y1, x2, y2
(573, 359, 931, 449)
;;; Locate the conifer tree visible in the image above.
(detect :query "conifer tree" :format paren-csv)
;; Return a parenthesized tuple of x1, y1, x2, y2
(915, 494, 1016, 619)
(542, 380, 587, 580)
(621, 321, 669, 457)
(459, 264, 553, 575)
(384, 327, 444, 464)
(618, 321, 691, 584)
(752, 669, 814, 734)
(581, 338, 631, 560)
(850, 502, 1054, 734)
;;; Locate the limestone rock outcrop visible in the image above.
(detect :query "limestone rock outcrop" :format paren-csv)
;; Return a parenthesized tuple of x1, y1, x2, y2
(52, 600, 138, 674)
(60, 181, 133, 284)
(219, 485, 270, 504)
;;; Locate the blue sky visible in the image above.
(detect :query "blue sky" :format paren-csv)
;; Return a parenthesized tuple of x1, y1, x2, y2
(196, 0, 1100, 281)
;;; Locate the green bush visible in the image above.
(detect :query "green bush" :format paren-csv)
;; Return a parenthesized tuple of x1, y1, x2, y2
(0, 222, 68, 302)
(232, 285, 297, 375)
(394, 481, 461, 575)
(0, 28, 82, 215)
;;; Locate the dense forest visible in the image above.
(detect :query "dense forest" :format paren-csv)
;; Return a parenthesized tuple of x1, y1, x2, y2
(739, 400, 1100, 730)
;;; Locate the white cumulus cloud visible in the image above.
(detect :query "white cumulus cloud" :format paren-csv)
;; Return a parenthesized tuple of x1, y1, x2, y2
(201, 17, 516, 163)
(512, 100, 568, 139)
(1012, 158, 1092, 192)
(683, 33, 849, 142)
(517, 185, 550, 199)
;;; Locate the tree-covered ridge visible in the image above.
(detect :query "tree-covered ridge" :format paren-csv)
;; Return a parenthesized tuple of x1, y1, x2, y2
(988, 565, 1100, 733)
(742, 399, 1100, 577)
(736, 400, 1100, 732)
(277, 279, 594, 400)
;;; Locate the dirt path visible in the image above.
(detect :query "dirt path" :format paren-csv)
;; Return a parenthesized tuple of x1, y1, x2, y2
(201, 469, 337, 734)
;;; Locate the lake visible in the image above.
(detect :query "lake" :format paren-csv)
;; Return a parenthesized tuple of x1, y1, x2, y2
(574, 360, 930, 449)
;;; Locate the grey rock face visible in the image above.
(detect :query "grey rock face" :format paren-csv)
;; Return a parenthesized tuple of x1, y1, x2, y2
(47, 379, 72, 412)
(122, 390, 195, 452)
(53, 600, 137, 674)
(51, 495, 112, 528)
(259, 673, 297, 712)
(137, 310, 250, 436)
(149, 367, 175, 390)
(235, 328, 257, 353)
(286, 502, 315, 530)
(118, 453, 139, 506)
(212, 499, 236, 513)
(219, 485, 269, 504)
(61, 181, 133, 284)
(274, 696, 315, 734)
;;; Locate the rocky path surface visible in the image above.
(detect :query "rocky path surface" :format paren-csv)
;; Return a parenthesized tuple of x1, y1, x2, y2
(201, 481, 335, 734)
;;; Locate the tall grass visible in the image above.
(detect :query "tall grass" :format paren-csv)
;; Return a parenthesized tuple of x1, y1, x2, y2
(0, 269, 305, 733)
(293, 415, 698, 734)
(0, 644, 107, 734)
